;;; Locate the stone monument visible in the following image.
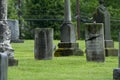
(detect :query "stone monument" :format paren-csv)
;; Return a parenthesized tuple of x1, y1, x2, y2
(34, 28, 53, 60)
(0, 0, 18, 66)
(113, 32, 120, 80)
(7, 19, 24, 43)
(93, 0, 118, 56)
(85, 23, 105, 62)
(54, 0, 83, 56)
(0, 53, 8, 80)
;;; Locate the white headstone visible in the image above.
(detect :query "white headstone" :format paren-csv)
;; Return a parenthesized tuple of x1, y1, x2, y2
(0, 53, 8, 80)
(7, 20, 19, 41)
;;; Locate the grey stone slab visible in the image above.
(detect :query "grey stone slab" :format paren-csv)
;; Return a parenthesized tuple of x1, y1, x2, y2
(105, 40, 114, 48)
(34, 28, 53, 60)
(85, 23, 105, 62)
(7, 19, 24, 43)
(7, 20, 19, 41)
(0, 53, 8, 80)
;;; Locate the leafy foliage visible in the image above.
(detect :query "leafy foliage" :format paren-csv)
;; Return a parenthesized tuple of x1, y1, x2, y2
(22, 0, 64, 39)
(7, 0, 120, 40)
(8, 0, 18, 19)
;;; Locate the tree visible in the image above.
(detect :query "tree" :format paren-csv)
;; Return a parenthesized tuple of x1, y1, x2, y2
(22, 0, 64, 39)
(7, 0, 120, 40)
(8, 0, 18, 19)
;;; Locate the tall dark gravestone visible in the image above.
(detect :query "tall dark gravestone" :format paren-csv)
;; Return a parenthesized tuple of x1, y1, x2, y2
(34, 28, 53, 60)
(113, 32, 120, 80)
(54, 0, 83, 56)
(93, 0, 118, 56)
(0, 0, 18, 66)
(85, 23, 105, 62)
(0, 53, 8, 80)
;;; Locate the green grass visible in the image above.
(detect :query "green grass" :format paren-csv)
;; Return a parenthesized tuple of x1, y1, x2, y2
(8, 40, 119, 80)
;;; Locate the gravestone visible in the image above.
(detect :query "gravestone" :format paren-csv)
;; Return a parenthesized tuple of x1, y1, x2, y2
(113, 32, 120, 80)
(85, 23, 105, 62)
(113, 69, 120, 80)
(34, 28, 53, 60)
(0, 0, 18, 66)
(7, 19, 24, 43)
(0, 53, 8, 80)
(60, 23, 76, 43)
(93, 0, 118, 56)
(54, 0, 83, 56)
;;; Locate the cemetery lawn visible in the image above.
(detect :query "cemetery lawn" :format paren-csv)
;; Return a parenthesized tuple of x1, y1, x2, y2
(9, 40, 118, 80)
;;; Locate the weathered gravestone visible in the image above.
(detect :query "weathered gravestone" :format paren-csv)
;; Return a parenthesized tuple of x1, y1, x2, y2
(34, 28, 53, 60)
(7, 19, 24, 43)
(113, 69, 120, 80)
(54, 0, 83, 56)
(113, 32, 120, 80)
(85, 23, 105, 62)
(0, 53, 8, 80)
(0, 0, 18, 66)
(93, 0, 118, 56)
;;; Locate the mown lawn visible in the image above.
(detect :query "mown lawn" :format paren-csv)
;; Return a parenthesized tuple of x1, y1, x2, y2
(8, 40, 119, 80)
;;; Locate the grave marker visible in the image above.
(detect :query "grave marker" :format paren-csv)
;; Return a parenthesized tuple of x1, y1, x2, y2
(93, 0, 118, 56)
(34, 28, 53, 60)
(85, 23, 105, 62)
(54, 0, 83, 56)
(0, 53, 8, 80)
(7, 19, 24, 43)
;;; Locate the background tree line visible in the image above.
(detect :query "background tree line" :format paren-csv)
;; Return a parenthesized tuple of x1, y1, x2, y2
(7, 0, 120, 40)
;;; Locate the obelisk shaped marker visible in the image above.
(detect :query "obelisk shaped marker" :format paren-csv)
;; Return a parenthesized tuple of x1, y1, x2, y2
(64, 0, 71, 23)
(54, 0, 83, 56)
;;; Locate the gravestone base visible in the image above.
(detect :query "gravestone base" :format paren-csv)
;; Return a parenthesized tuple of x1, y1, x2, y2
(11, 39, 24, 43)
(105, 40, 114, 48)
(54, 48, 74, 56)
(8, 59, 18, 66)
(86, 51, 105, 62)
(74, 49, 84, 56)
(54, 42, 83, 57)
(105, 40, 118, 56)
(105, 48, 118, 56)
(113, 68, 120, 80)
